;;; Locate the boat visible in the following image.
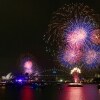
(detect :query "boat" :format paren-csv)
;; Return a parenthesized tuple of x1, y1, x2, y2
(68, 83, 83, 87)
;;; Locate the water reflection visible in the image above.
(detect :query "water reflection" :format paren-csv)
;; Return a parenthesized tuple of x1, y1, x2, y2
(59, 85, 100, 100)
(84, 85, 99, 100)
(59, 85, 84, 100)
(0, 84, 99, 100)
(98, 89, 100, 99)
(66, 87, 84, 100)
(20, 86, 36, 100)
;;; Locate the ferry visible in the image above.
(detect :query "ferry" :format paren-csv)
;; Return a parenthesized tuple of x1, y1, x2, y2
(68, 83, 83, 87)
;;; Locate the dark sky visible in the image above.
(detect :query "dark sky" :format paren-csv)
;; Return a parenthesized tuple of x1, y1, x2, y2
(0, 0, 99, 74)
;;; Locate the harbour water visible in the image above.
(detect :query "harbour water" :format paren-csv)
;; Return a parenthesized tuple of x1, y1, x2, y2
(0, 84, 99, 100)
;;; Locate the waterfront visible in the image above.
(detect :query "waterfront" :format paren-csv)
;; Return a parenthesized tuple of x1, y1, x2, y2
(0, 84, 99, 100)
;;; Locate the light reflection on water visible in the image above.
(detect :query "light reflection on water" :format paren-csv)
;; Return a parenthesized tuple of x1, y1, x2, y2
(59, 84, 100, 100)
(99, 89, 100, 98)
(20, 86, 36, 100)
(60, 87, 84, 100)
(0, 84, 99, 100)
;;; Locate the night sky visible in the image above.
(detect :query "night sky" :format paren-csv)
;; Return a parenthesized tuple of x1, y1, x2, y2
(0, 0, 99, 74)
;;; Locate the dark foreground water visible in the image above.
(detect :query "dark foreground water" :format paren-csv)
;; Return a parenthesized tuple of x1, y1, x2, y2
(0, 84, 100, 100)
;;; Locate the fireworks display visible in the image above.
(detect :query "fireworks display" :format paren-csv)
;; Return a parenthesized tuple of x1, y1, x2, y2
(20, 54, 39, 75)
(63, 48, 83, 65)
(24, 60, 33, 74)
(91, 29, 100, 45)
(70, 67, 81, 83)
(66, 28, 87, 48)
(83, 47, 100, 67)
(44, 3, 100, 69)
(70, 67, 81, 75)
